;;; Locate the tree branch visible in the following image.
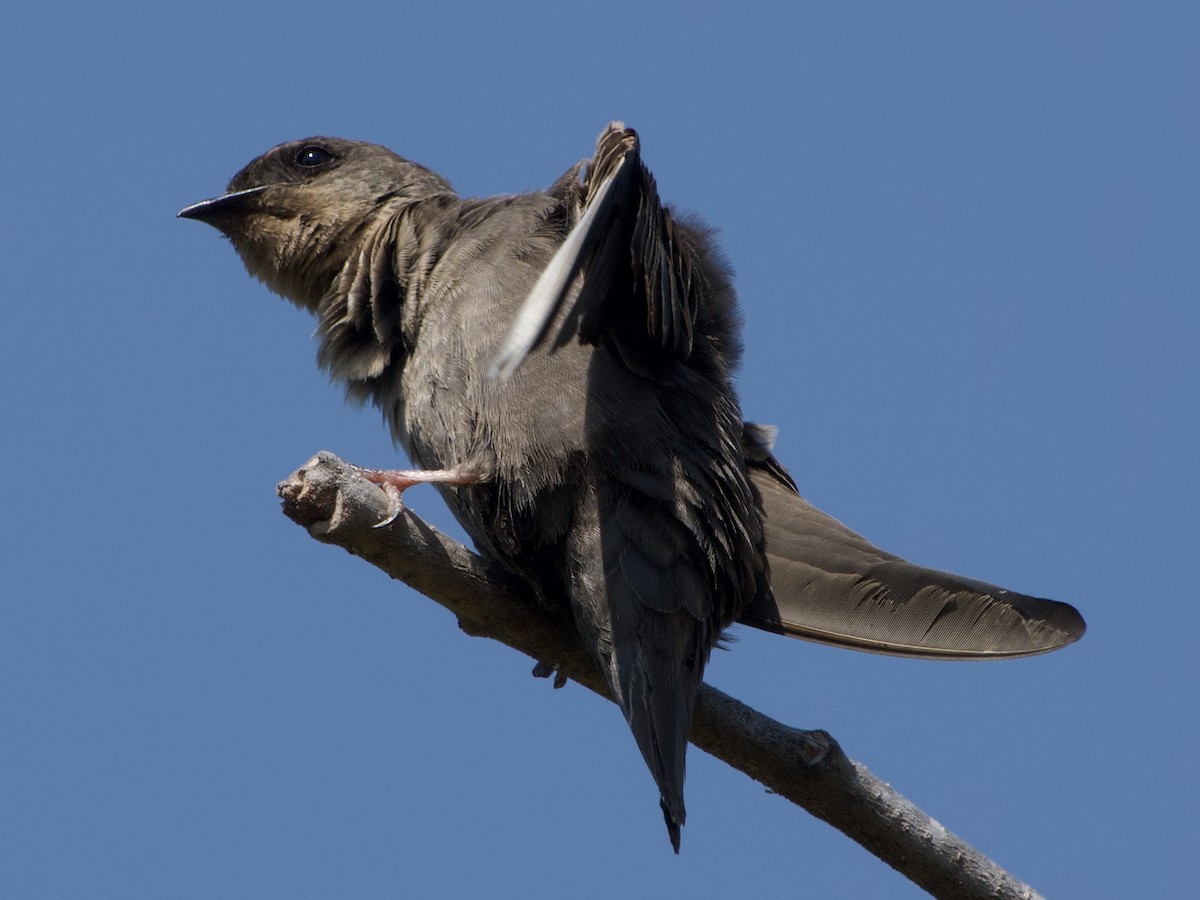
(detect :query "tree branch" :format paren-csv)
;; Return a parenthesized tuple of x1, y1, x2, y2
(277, 452, 1045, 900)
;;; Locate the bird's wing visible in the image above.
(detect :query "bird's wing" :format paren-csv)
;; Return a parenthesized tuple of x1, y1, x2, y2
(489, 123, 699, 379)
(488, 124, 763, 849)
(739, 425, 1087, 658)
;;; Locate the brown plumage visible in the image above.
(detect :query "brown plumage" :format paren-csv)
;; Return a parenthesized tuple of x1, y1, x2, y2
(179, 123, 1084, 851)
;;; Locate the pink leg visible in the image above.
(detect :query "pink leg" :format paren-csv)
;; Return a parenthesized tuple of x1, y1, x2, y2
(350, 463, 484, 527)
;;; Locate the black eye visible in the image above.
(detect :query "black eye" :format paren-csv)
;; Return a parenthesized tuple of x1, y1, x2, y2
(293, 145, 337, 168)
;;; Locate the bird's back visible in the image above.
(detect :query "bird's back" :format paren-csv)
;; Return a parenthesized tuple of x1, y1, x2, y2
(354, 168, 769, 849)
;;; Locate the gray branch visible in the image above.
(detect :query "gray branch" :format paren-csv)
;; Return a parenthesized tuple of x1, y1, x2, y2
(277, 452, 1045, 900)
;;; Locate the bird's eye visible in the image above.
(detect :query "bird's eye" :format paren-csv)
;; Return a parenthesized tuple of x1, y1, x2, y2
(293, 146, 337, 168)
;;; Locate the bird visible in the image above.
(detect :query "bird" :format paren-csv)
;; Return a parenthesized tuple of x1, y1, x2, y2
(179, 123, 1085, 852)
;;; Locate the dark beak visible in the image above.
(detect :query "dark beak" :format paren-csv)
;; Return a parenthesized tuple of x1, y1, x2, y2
(177, 185, 272, 223)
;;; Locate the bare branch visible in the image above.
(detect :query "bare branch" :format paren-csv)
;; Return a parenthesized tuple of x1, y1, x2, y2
(277, 452, 1045, 900)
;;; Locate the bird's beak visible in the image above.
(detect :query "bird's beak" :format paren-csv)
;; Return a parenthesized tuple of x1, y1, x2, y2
(177, 185, 272, 223)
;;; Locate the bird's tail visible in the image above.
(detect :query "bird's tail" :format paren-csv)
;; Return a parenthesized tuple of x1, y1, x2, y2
(608, 606, 708, 854)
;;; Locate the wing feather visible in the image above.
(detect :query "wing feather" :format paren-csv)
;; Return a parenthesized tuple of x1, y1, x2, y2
(739, 428, 1086, 658)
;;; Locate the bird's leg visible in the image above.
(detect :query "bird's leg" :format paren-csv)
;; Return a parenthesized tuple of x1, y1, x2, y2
(350, 463, 485, 527)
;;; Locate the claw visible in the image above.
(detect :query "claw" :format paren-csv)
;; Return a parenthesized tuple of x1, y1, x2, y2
(347, 460, 486, 528)
(373, 483, 406, 528)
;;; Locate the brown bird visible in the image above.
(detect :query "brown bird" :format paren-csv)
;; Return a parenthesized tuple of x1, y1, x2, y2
(179, 123, 1085, 851)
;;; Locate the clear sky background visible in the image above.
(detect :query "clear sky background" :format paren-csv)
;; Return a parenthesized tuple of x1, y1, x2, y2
(3, 3, 1196, 897)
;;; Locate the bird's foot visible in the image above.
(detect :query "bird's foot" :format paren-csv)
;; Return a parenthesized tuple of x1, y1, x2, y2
(532, 660, 568, 689)
(349, 463, 484, 527)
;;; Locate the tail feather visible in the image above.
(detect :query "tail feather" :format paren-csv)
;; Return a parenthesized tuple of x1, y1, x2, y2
(610, 607, 702, 853)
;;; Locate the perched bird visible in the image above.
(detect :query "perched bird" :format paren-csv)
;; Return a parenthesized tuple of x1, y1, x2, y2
(179, 123, 1085, 851)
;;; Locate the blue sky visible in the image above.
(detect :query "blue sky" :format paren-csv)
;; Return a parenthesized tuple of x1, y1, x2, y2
(3, 3, 1196, 897)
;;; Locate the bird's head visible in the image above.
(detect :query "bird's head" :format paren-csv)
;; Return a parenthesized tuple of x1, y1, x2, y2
(179, 137, 453, 310)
